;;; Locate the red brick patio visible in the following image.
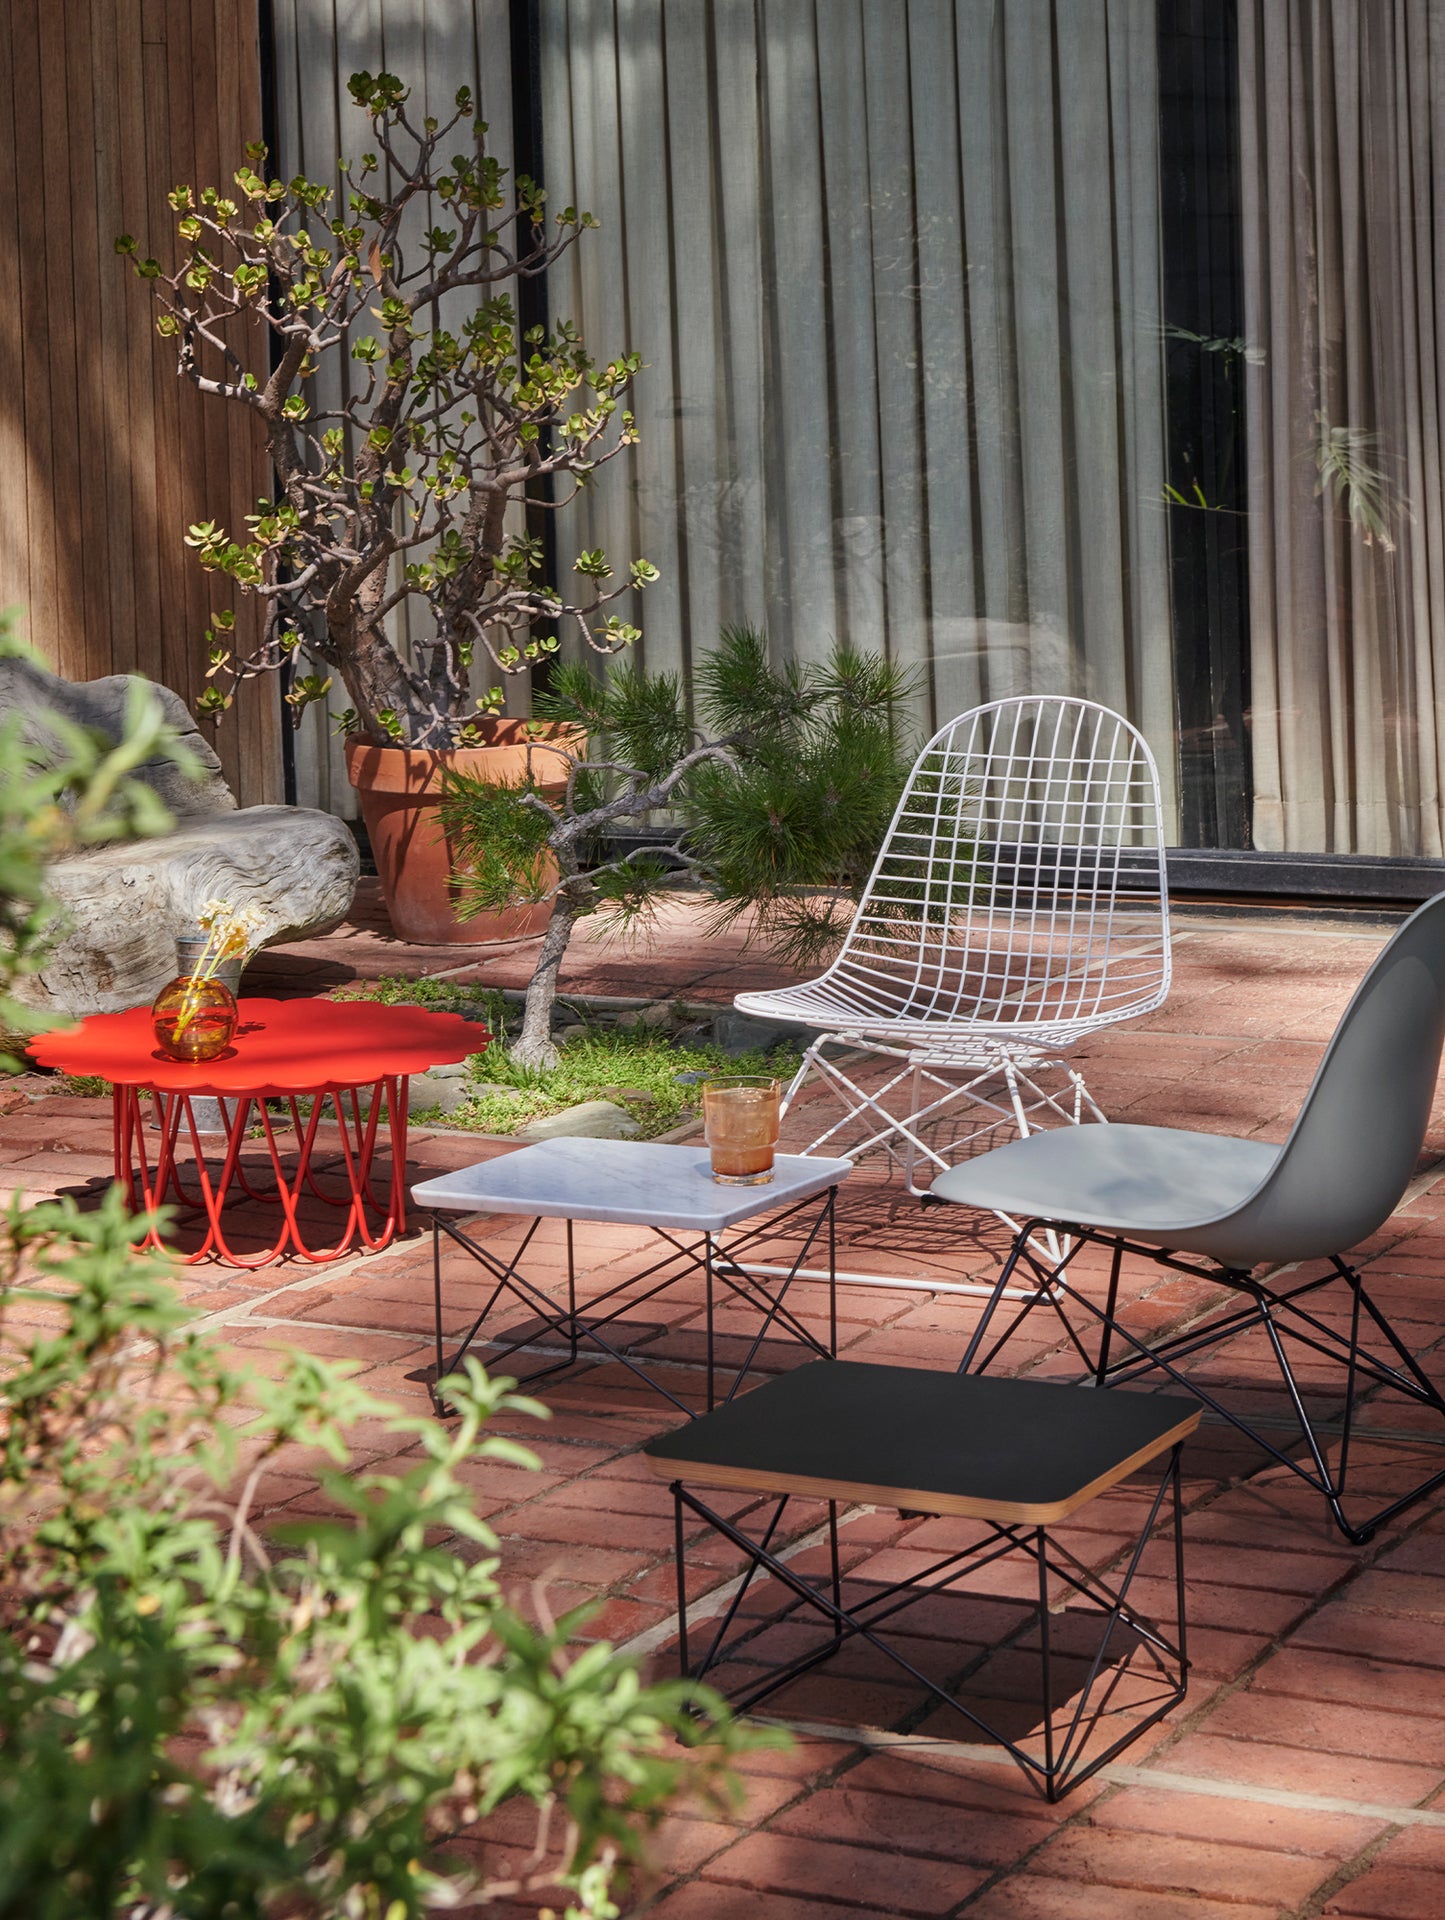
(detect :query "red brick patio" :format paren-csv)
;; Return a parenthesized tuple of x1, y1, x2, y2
(12, 887, 1445, 1918)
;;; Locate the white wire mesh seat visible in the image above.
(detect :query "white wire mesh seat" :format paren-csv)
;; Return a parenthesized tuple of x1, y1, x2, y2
(736, 697, 1172, 1197)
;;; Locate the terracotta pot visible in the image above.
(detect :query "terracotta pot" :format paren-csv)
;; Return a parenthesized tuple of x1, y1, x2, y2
(345, 722, 583, 945)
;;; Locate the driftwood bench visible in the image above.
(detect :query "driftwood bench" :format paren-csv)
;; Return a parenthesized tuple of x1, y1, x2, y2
(5, 658, 359, 1016)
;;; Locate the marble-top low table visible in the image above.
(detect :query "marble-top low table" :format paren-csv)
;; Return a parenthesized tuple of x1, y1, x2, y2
(412, 1137, 852, 1416)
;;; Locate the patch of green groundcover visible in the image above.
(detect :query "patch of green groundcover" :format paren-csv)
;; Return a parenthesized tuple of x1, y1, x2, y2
(330, 976, 800, 1138)
(454, 1030, 800, 1137)
(330, 974, 501, 1015)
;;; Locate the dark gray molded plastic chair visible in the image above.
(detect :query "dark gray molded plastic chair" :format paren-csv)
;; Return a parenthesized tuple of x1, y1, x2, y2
(934, 891, 1445, 1543)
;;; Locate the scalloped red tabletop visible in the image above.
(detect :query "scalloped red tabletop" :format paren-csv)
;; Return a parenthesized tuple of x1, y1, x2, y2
(28, 998, 486, 1097)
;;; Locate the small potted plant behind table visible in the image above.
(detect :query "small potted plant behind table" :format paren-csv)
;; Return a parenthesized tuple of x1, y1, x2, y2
(121, 69, 656, 945)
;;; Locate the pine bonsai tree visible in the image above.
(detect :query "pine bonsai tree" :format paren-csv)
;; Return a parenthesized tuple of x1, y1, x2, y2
(686, 637, 920, 970)
(441, 628, 918, 1066)
(439, 660, 734, 1067)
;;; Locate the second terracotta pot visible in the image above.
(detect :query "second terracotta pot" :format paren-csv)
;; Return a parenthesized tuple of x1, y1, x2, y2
(345, 722, 582, 946)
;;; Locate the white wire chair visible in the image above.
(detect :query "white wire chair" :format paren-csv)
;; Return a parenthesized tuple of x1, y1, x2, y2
(736, 696, 1172, 1205)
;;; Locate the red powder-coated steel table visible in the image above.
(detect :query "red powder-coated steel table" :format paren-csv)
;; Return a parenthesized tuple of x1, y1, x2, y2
(29, 998, 484, 1267)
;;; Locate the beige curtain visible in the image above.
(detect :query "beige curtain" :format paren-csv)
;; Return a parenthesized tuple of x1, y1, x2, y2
(540, 0, 1179, 830)
(1240, 0, 1445, 854)
(267, 1, 1178, 828)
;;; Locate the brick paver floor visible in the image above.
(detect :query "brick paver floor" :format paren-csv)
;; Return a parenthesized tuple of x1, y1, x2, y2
(12, 890, 1445, 1918)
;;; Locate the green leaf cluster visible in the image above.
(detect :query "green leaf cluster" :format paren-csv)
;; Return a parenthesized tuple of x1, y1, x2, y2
(438, 660, 696, 928)
(687, 629, 920, 967)
(0, 618, 767, 1915)
(438, 625, 920, 972)
(438, 765, 557, 914)
(0, 1198, 757, 1916)
(0, 617, 199, 1064)
(540, 658, 693, 793)
(1313, 411, 1412, 553)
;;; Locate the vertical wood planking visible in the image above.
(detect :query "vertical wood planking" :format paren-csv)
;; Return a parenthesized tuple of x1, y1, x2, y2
(0, 1, 280, 803)
(0, 8, 29, 630)
(215, 0, 275, 803)
(150, 0, 192, 711)
(118, 0, 163, 689)
(92, 0, 140, 683)
(11, 6, 58, 658)
(64, 0, 108, 684)
(38, 0, 79, 671)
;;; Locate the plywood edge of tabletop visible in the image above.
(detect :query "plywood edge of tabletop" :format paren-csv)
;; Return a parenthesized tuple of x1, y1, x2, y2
(642, 1405, 1201, 1526)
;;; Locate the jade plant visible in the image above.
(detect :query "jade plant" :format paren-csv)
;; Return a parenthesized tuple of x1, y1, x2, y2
(119, 69, 655, 747)
(441, 626, 917, 1066)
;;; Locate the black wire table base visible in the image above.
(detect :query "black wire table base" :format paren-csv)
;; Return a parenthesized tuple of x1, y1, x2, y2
(668, 1442, 1188, 1803)
(427, 1186, 838, 1417)
(960, 1219, 1445, 1545)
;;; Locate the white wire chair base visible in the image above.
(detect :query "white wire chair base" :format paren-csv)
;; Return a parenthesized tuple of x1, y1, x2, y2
(784, 1036, 1104, 1190)
(775, 1035, 1099, 1295)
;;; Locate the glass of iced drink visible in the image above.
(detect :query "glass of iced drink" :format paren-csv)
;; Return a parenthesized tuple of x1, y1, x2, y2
(703, 1076, 781, 1184)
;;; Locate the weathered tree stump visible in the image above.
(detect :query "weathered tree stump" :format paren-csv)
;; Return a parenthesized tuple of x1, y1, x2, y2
(3, 659, 360, 1015)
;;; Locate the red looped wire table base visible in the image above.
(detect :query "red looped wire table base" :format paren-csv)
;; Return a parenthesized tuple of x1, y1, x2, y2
(114, 1077, 410, 1267)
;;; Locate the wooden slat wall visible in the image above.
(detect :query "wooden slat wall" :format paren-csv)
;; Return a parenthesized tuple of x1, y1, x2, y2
(0, 0, 281, 806)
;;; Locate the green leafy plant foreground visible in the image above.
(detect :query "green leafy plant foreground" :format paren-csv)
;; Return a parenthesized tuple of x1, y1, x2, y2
(0, 622, 197, 1064)
(0, 1197, 753, 1917)
(0, 1190, 756, 1912)
(0, 613, 764, 1915)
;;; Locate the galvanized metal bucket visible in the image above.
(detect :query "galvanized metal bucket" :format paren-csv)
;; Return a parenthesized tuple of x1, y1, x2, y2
(174, 933, 244, 997)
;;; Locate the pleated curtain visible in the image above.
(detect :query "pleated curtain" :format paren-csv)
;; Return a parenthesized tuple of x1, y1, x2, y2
(267, 1, 1177, 830)
(539, 0, 1179, 832)
(1240, 0, 1445, 855)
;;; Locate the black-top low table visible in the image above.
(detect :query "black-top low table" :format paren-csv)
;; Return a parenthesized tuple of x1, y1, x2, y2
(412, 1138, 852, 1416)
(647, 1361, 1201, 1800)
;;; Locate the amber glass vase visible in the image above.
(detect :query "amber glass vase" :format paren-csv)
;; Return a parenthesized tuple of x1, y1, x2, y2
(151, 975, 238, 1062)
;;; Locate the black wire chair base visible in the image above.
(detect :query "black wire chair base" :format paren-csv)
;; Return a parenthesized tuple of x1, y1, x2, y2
(427, 1187, 838, 1417)
(960, 1220, 1445, 1546)
(668, 1444, 1187, 1804)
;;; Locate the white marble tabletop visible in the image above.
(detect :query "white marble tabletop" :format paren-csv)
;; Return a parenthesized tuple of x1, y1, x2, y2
(411, 1137, 852, 1231)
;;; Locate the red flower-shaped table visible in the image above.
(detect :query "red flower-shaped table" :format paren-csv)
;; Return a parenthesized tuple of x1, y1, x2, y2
(29, 999, 484, 1266)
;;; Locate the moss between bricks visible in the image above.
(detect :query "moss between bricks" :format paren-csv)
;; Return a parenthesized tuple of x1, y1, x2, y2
(327, 976, 805, 1139)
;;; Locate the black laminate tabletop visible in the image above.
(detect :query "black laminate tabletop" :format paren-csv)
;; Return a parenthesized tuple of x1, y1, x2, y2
(646, 1360, 1200, 1523)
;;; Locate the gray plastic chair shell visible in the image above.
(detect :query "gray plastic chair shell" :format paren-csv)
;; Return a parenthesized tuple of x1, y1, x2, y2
(934, 891, 1445, 1268)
